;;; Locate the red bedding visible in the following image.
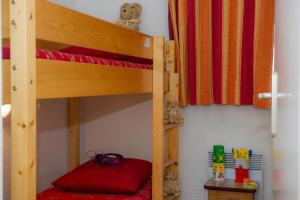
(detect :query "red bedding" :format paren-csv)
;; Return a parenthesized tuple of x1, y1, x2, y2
(37, 178, 151, 200)
(2, 47, 153, 70)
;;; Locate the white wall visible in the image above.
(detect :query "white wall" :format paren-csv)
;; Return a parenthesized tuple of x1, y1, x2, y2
(80, 95, 153, 162)
(3, 99, 69, 200)
(181, 106, 272, 200)
(49, 0, 169, 37)
(3, 1, 273, 200)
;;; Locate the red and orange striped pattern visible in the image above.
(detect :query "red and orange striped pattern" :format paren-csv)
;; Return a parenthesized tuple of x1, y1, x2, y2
(169, 0, 274, 108)
(2, 47, 152, 69)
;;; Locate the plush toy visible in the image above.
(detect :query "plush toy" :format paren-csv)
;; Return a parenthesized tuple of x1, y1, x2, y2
(163, 169, 181, 197)
(164, 101, 184, 125)
(117, 3, 142, 31)
(119, 3, 132, 20)
(130, 3, 142, 19)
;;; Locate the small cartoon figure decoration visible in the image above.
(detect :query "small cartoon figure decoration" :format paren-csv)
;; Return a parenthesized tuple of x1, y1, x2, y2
(212, 145, 225, 181)
(164, 101, 184, 125)
(233, 148, 252, 183)
(117, 3, 142, 31)
(163, 168, 181, 197)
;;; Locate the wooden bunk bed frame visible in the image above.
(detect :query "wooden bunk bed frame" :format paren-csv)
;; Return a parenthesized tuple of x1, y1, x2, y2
(1, 0, 180, 200)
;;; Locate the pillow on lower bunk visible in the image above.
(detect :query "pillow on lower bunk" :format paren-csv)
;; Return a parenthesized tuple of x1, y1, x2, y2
(52, 158, 152, 194)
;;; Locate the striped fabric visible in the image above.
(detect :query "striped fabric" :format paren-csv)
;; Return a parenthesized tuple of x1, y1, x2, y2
(169, 0, 275, 108)
(2, 47, 152, 70)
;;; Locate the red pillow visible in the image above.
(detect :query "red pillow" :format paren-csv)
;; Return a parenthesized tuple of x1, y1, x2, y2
(53, 158, 152, 194)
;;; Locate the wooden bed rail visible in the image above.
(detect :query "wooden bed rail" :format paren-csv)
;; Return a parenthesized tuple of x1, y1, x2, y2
(152, 36, 165, 200)
(2, 60, 169, 103)
(2, 0, 153, 59)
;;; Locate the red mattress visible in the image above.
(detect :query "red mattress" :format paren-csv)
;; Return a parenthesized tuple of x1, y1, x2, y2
(37, 178, 152, 200)
(2, 47, 153, 70)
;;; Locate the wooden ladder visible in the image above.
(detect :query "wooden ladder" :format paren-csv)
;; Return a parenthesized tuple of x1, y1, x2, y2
(153, 38, 180, 200)
(164, 41, 180, 200)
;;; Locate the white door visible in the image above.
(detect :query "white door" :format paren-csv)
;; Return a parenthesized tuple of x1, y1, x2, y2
(272, 0, 300, 199)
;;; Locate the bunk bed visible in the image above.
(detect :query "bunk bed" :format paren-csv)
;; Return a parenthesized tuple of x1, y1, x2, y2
(1, 0, 180, 200)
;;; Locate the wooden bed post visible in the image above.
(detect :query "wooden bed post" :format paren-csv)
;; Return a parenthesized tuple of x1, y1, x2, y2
(152, 36, 164, 200)
(10, 0, 37, 199)
(165, 41, 180, 200)
(68, 98, 80, 170)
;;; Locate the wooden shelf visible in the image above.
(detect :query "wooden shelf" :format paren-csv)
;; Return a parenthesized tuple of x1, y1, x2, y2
(164, 124, 180, 131)
(164, 159, 178, 169)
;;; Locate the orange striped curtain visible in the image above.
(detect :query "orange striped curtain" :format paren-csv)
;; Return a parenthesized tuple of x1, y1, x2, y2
(169, 0, 275, 108)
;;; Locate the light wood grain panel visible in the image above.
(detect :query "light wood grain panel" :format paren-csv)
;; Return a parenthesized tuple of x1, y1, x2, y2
(2, 60, 10, 104)
(166, 128, 179, 164)
(165, 41, 179, 200)
(36, 0, 153, 59)
(68, 98, 80, 170)
(164, 194, 179, 200)
(152, 36, 165, 200)
(36, 40, 69, 51)
(2, 0, 153, 59)
(165, 41, 180, 178)
(10, 0, 37, 199)
(168, 73, 179, 102)
(166, 74, 179, 174)
(1, 0, 9, 38)
(164, 124, 180, 131)
(216, 191, 254, 200)
(208, 190, 217, 200)
(36, 60, 154, 99)
(164, 159, 177, 169)
(3, 60, 169, 101)
(166, 41, 178, 101)
(166, 41, 175, 72)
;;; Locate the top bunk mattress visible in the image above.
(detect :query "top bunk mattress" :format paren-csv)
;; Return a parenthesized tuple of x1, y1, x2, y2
(37, 178, 152, 200)
(2, 47, 153, 70)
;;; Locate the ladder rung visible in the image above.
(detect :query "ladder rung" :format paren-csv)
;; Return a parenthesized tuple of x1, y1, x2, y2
(164, 194, 179, 200)
(164, 159, 178, 169)
(164, 124, 179, 131)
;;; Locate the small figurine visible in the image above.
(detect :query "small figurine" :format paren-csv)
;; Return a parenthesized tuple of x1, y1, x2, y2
(117, 3, 142, 31)
(164, 101, 184, 125)
(163, 168, 181, 197)
(233, 148, 252, 183)
(212, 145, 225, 181)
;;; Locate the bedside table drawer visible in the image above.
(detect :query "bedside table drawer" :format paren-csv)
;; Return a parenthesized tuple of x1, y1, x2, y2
(216, 191, 253, 200)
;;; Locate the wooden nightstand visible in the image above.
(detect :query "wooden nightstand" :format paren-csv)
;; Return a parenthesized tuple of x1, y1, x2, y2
(204, 179, 258, 200)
